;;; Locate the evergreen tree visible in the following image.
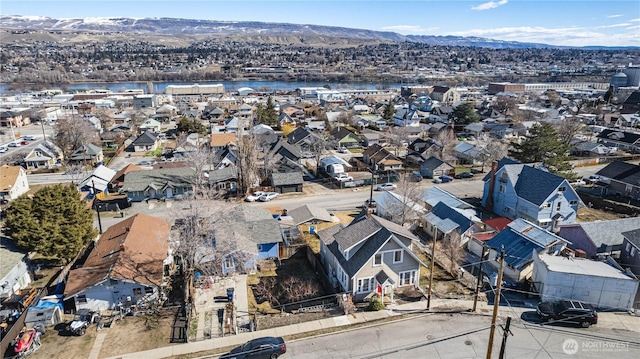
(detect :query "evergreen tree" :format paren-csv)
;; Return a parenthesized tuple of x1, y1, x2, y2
(4, 184, 98, 261)
(382, 100, 395, 124)
(450, 102, 480, 128)
(256, 96, 279, 128)
(509, 122, 573, 174)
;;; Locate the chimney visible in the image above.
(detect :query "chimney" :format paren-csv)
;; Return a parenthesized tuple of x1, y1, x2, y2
(486, 161, 498, 212)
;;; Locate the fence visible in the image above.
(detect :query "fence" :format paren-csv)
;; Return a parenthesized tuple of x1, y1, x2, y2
(305, 246, 337, 294)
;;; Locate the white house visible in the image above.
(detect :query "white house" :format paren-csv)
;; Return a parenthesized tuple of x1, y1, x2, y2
(0, 164, 30, 201)
(532, 253, 639, 310)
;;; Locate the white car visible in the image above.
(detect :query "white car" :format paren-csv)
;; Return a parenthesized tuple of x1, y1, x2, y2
(0, 146, 7, 153)
(376, 182, 397, 191)
(7, 142, 20, 147)
(334, 173, 354, 182)
(258, 192, 279, 202)
(245, 191, 265, 202)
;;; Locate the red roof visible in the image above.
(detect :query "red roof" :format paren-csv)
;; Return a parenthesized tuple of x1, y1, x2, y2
(483, 217, 513, 232)
(473, 233, 495, 242)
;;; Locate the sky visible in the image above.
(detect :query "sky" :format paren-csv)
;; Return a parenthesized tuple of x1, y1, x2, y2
(2, 0, 640, 47)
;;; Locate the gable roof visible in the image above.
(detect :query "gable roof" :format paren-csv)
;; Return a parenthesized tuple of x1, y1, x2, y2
(623, 228, 640, 248)
(420, 156, 452, 171)
(424, 202, 477, 234)
(596, 129, 640, 145)
(132, 131, 158, 146)
(287, 127, 312, 145)
(123, 167, 195, 192)
(288, 205, 334, 225)
(110, 163, 142, 187)
(271, 171, 303, 186)
(209, 133, 237, 148)
(69, 143, 103, 161)
(595, 161, 640, 185)
(220, 205, 283, 245)
(578, 217, 640, 248)
(514, 165, 567, 206)
(64, 214, 170, 297)
(0, 165, 24, 192)
(419, 187, 474, 210)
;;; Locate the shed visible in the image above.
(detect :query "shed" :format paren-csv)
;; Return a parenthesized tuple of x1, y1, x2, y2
(25, 306, 63, 328)
(532, 253, 639, 310)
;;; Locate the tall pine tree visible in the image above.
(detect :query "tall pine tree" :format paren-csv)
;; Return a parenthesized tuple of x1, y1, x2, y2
(4, 184, 97, 261)
(509, 122, 573, 174)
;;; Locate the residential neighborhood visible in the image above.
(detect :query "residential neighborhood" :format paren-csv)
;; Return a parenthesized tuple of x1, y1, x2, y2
(1, 51, 640, 359)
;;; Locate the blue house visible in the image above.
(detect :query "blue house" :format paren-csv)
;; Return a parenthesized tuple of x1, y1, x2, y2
(482, 158, 581, 232)
(482, 218, 569, 283)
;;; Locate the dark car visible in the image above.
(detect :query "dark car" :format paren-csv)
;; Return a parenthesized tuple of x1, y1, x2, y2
(409, 172, 423, 182)
(220, 337, 286, 359)
(536, 300, 598, 328)
(454, 172, 474, 179)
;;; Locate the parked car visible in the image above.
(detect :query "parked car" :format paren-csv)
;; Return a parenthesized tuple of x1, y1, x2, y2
(220, 336, 286, 359)
(454, 172, 474, 179)
(0, 146, 7, 153)
(338, 147, 348, 154)
(536, 300, 598, 328)
(569, 179, 586, 186)
(258, 192, 279, 202)
(409, 172, 423, 182)
(7, 142, 20, 147)
(433, 175, 453, 183)
(245, 191, 265, 202)
(334, 173, 354, 182)
(137, 160, 154, 166)
(376, 182, 397, 191)
(584, 175, 601, 184)
(19, 141, 29, 145)
(23, 136, 36, 141)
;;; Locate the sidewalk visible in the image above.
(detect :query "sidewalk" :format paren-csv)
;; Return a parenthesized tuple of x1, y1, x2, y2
(104, 296, 640, 359)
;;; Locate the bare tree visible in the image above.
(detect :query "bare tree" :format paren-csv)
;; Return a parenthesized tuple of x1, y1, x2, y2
(381, 172, 424, 226)
(236, 129, 260, 195)
(94, 107, 115, 129)
(435, 128, 458, 164)
(555, 117, 584, 144)
(53, 114, 99, 161)
(492, 96, 519, 116)
(307, 133, 329, 176)
(477, 134, 508, 172)
(435, 231, 465, 279)
(169, 196, 256, 313)
(385, 126, 409, 157)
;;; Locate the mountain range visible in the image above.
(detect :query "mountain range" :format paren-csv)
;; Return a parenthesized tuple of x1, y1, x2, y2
(0, 15, 573, 49)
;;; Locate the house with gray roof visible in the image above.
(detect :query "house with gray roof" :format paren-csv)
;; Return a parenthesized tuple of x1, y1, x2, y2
(123, 167, 195, 201)
(595, 161, 640, 200)
(483, 218, 569, 283)
(22, 141, 63, 169)
(68, 143, 104, 166)
(482, 158, 581, 231)
(422, 202, 480, 245)
(557, 217, 640, 259)
(287, 204, 335, 226)
(419, 156, 454, 179)
(317, 214, 425, 301)
(0, 237, 31, 299)
(130, 130, 159, 152)
(271, 172, 303, 194)
(596, 129, 640, 153)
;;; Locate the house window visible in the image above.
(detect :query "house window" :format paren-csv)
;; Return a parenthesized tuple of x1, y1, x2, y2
(144, 286, 154, 294)
(499, 185, 505, 193)
(399, 271, 417, 286)
(77, 295, 87, 303)
(393, 250, 403, 263)
(569, 200, 578, 206)
(626, 243, 631, 252)
(374, 253, 382, 266)
(133, 288, 142, 296)
(632, 247, 637, 257)
(544, 202, 551, 208)
(224, 257, 234, 269)
(558, 186, 566, 192)
(556, 202, 561, 211)
(357, 278, 374, 293)
(109, 278, 118, 285)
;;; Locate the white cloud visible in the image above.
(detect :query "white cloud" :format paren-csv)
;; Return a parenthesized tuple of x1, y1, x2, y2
(471, 0, 508, 11)
(596, 23, 632, 29)
(380, 25, 439, 34)
(607, 14, 623, 18)
(631, 18, 640, 22)
(450, 26, 640, 47)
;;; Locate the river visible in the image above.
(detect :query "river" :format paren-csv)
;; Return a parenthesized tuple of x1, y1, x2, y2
(0, 80, 404, 95)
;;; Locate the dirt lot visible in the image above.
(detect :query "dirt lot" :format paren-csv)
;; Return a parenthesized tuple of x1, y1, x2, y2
(576, 207, 629, 222)
(29, 310, 174, 359)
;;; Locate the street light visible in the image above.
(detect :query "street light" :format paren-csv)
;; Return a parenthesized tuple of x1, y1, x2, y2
(368, 165, 379, 211)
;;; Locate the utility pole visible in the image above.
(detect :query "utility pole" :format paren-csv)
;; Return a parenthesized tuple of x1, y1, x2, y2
(473, 245, 488, 312)
(486, 247, 505, 359)
(426, 231, 437, 310)
(91, 180, 103, 234)
(498, 316, 513, 359)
